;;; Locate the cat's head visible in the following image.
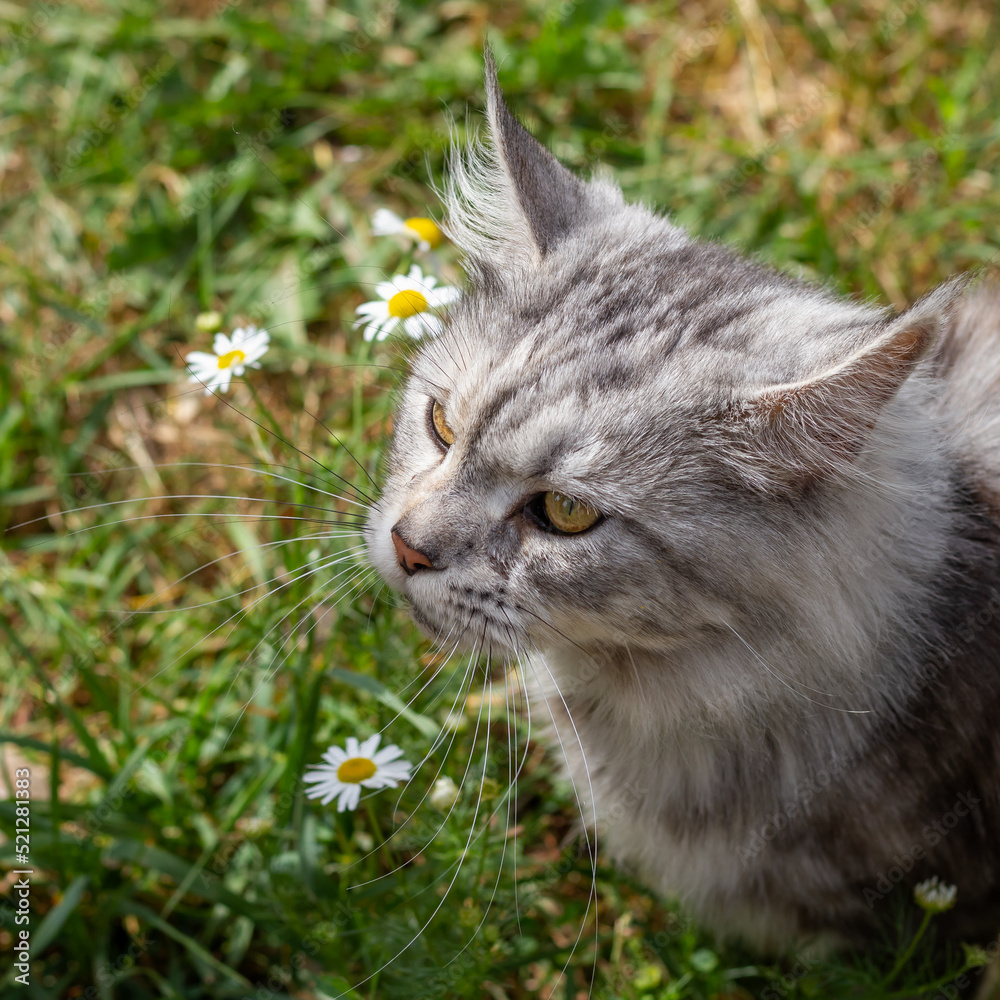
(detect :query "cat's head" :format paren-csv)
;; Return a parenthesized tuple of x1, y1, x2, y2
(365, 51, 962, 680)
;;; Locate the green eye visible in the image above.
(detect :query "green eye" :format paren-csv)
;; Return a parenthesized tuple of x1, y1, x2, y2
(430, 400, 454, 448)
(542, 492, 601, 534)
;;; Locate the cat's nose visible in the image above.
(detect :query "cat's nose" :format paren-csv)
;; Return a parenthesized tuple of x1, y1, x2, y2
(391, 527, 435, 575)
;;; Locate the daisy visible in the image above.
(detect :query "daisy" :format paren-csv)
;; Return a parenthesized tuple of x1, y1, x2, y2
(303, 734, 412, 813)
(185, 325, 270, 395)
(354, 265, 460, 342)
(371, 208, 444, 250)
(913, 876, 957, 913)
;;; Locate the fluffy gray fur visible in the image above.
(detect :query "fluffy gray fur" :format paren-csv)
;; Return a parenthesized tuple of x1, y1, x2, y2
(365, 51, 1000, 949)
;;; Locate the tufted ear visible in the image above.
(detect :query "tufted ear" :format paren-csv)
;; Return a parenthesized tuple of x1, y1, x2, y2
(725, 278, 967, 492)
(481, 48, 591, 257)
(444, 47, 622, 271)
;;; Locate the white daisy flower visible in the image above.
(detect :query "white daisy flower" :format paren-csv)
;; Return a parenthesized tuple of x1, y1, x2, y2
(303, 734, 412, 813)
(371, 208, 444, 250)
(354, 265, 460, 342)
(914, 876, 958, 913)
(185, 325, 270, 395)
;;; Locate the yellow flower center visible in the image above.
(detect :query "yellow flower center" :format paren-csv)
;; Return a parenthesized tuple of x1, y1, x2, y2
(404, 217, 443, 248)
(388, 289, 428, 319)
(337, 757, 377, 783)
(216, 349, 246, 370)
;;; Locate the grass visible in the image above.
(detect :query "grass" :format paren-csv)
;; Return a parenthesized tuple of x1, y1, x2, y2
(1, 0, 999, 997)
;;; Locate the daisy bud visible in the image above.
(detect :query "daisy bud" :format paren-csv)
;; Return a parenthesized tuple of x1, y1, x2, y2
(429, 776, 460, 810)
(914, 876, 958, 913)
(195, 311, 223, 333)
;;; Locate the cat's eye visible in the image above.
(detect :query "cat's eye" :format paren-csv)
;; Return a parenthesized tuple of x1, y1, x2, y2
(528, 491, 602, 535)
(429, 400, 455, 449)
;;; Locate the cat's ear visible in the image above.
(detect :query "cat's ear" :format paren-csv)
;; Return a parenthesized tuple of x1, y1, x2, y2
(444, 47, 621, 271)
(481, 47, 588, 258)
(724, 278, 967, 492)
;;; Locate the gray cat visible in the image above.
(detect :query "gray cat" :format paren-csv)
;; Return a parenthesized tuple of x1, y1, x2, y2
(365, 51, 1000, 950)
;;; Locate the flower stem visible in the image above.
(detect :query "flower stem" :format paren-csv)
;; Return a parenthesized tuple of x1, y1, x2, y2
(882, 910, 933, 988)
(365, 798, 395, 869)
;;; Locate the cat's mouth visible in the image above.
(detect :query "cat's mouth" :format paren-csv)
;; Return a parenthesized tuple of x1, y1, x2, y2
(405, 587, 525, 654)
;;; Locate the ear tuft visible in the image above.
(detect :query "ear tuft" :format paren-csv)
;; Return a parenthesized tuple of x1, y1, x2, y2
(443, 47, 620, 273)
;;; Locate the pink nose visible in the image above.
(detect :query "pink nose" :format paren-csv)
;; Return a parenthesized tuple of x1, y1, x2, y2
(391, 528, 434, 575)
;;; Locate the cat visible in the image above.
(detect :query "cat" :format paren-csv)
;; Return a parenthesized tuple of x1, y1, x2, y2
(364, 49, 1000, 951)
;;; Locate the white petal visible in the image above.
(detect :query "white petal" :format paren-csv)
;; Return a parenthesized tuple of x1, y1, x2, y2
(185, 351, 218, 368)
(303, 772, 334, 792)
(363, 765, 410, 789)
(186, 356, 219, 374)
(364, 316, 398, 342)
(344, 737, 360, 757)
(371, 208, 404, 236)
(304, 782, 330, 802)
(372, 744, 404, 765)
(337, 784, 361, 812)
(377, 761, 413, 780)
(367, 773, 410, 791)
(313, 782, 342, 805)
(187, 366, 218, 385)
(303, 763, 334, 782)
(303, 770, 345, 804)
(354, 301, 389, 323)
(245, 334, 270, 354)
(375, 274, 420, 294)
(212, 332, 232, 355)
(357, 734, 381, 758)
(321, 746, 348, 766)
(404, 314, 441, 339)
(190, 369, 230, 395)
(187, 368, 213, 387)
(427, 286, 460, 307)
(407, 265, 425, 283)
(374, 280, 399, 300)
(354, 311, 385, 329)
(361, 775, 395, 790)
(390, 273, 433, 296)
(239, 334, 270, 365)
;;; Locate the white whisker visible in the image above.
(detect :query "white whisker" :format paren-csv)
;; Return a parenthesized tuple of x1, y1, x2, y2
(522, 645, 600, 994)
(125, 534, 365, 614)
